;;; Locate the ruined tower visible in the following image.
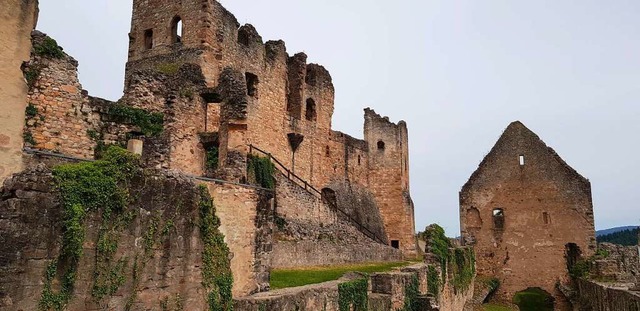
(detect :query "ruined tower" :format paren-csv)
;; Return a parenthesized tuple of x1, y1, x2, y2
(459, 121, 595, 310)
(123, 0, 417, 256)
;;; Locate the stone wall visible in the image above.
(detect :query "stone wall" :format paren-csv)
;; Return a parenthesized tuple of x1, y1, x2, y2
(460, 121, 596, 310)
(234, 261, 476, 311)
(592, 243, 640, 284)
(576, 279, 640, 311)
(205, 182, 273, 296)
(23, 31, 98, 159)
(0, 0, 38, 183)
(0, 163, 228, 310)
(272, 172, 401, 268)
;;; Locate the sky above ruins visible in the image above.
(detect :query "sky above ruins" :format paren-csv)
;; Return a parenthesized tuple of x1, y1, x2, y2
(38, 0, 640, 236)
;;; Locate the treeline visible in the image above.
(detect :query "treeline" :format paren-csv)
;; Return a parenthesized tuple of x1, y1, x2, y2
(597, 228, 639, 246)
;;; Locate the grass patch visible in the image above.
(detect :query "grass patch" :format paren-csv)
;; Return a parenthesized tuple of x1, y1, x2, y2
(513, 287, 554, 311)
(270, 261, 413, 289)
(480, 303, 515, 311)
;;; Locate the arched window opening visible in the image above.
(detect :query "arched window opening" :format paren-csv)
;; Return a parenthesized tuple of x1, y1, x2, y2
(305, 98, 317, 121)
(565, 243, 582, 273)
(493, 208, 504, 230)
(245, 72, 259, 97)
(171, 16, 183, 44)
(377, 140, 385, 150)
(144, 29, 154, 50)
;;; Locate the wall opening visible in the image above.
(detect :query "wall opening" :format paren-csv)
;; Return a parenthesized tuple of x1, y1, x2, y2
(171, 16, 183, 43)
(466, 207, 483, 229)
(325, 146, 330, 157)
(543, 212, 550, 225)
(245, 72, 259, 97)
(493, 208, 504, 230)
(305, 98, 317, 121)
(519, 154, 525, 166)
(377, 140, 385, 150)
(565, 243, 582, 273)
(391, 240, 400, 249)
(358, 155, 361, 165)
(144, 29, 154, 50)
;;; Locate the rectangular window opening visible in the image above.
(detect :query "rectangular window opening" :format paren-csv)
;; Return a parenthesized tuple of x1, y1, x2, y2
(144, 29, 154, 50)
(519, 155, 525, 166)
(390, 240, 400, 249)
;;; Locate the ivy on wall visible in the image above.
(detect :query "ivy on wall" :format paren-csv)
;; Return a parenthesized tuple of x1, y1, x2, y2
(198, 185, 234, 311)
(247, 155, 275, 189)
(338, 278, 368, 311)
(39, 146, 139, 311)
(401, 274, 420, 311)
(107, 104, 164, 136)
(426, 265, 440, 301)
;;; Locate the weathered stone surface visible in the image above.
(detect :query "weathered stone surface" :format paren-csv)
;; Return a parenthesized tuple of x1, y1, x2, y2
(460, 121, 596, 310)
(576, 279, 640, 311)
(0, 164, 236, 310)
(0, 0, 38, 184)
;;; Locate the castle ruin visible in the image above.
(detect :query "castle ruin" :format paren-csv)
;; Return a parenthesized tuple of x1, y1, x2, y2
(460, 121, 596, 310)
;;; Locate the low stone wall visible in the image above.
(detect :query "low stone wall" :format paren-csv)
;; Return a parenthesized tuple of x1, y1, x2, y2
(235, 262, 475, 311)
(576, 279, 640, 311)
(594, 243, 640, 284)
(271, 219, 402, 269)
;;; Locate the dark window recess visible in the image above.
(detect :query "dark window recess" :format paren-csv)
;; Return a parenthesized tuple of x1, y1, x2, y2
(305, 98, 317, 121)
(245, 72, 259, 97)
(543, 212, 550, 225)
(325, 146, 330, 157)
(238, 28, 250, 45)
(171, 16, 183, 43)
(391, 240, 400, 249)
(377, 140, 385, 150)
(144, 29, 154, 50)
(358, 155, 361, 165)
(493, 208, 505, 230)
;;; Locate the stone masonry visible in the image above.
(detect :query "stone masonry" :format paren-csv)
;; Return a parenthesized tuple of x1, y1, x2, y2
(460, 121, 596, 310)
(0, 0, 38, 183)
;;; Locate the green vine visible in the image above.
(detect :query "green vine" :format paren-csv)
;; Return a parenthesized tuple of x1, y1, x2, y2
(426, 265, 440, 301)
(247, 155, 275, 189)
(34, 37, 65, 59)
(401, 274, 420, 311)
(449, 248, 475, 292)
(206, 146, 219, 170)
(107, 104, 164, 136)
(24, 66, 41, 89)
(422, 224, 451, 281)
(338, 278, 368, 311)
(39, 146, 139, 310)
(198, 185, 233, 311)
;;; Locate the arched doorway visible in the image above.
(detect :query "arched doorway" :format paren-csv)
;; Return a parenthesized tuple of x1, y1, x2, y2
(513, 287, 554, 311)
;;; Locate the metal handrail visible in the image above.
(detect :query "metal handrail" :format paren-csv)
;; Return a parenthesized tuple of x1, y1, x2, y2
(247, 144, 388, 245)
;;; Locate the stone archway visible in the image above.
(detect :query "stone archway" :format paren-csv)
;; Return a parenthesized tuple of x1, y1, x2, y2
(513, 287, 554, 311)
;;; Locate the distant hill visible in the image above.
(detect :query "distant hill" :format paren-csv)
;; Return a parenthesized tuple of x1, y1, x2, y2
(596, 226, 638, 237)
(596, 227, 638, 246)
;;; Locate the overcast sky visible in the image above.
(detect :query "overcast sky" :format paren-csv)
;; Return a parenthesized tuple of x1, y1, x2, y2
(38, 0, 640, 236)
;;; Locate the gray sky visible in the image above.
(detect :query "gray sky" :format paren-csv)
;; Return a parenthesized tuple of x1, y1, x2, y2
(38, 0, 640, 236)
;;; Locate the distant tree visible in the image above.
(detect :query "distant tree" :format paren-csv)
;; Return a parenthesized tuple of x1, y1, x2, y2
(597, 228, 639, 246)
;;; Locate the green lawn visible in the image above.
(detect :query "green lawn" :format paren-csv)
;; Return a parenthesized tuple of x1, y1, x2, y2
(513, 288, 554, 311)
(480, 303, 515, 311)
(270, 261, 415, 289)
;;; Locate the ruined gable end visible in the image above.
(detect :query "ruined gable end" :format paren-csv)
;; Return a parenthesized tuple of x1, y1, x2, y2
(459, 121, 596, 310)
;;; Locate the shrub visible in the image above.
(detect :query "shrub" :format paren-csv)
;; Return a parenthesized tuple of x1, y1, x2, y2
(34, 37, 64, 59)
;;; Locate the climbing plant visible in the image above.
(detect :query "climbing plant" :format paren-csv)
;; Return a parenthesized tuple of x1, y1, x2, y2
(247, 155, 275, 189)
(34, 37, 64, 59)
(426, 265, 440, 301)
(338, 278, 368, 311)
(401, 274, 420, 311)
(198, 185, 234, 311)
(107, 104, 164, 136)
(39, 146, 139, 311)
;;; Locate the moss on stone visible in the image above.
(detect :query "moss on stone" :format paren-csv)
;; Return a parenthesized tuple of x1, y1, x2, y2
(338, 277, 368, 311)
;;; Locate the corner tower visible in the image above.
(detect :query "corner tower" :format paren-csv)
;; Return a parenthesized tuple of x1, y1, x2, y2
(364, 108, 416, 257)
